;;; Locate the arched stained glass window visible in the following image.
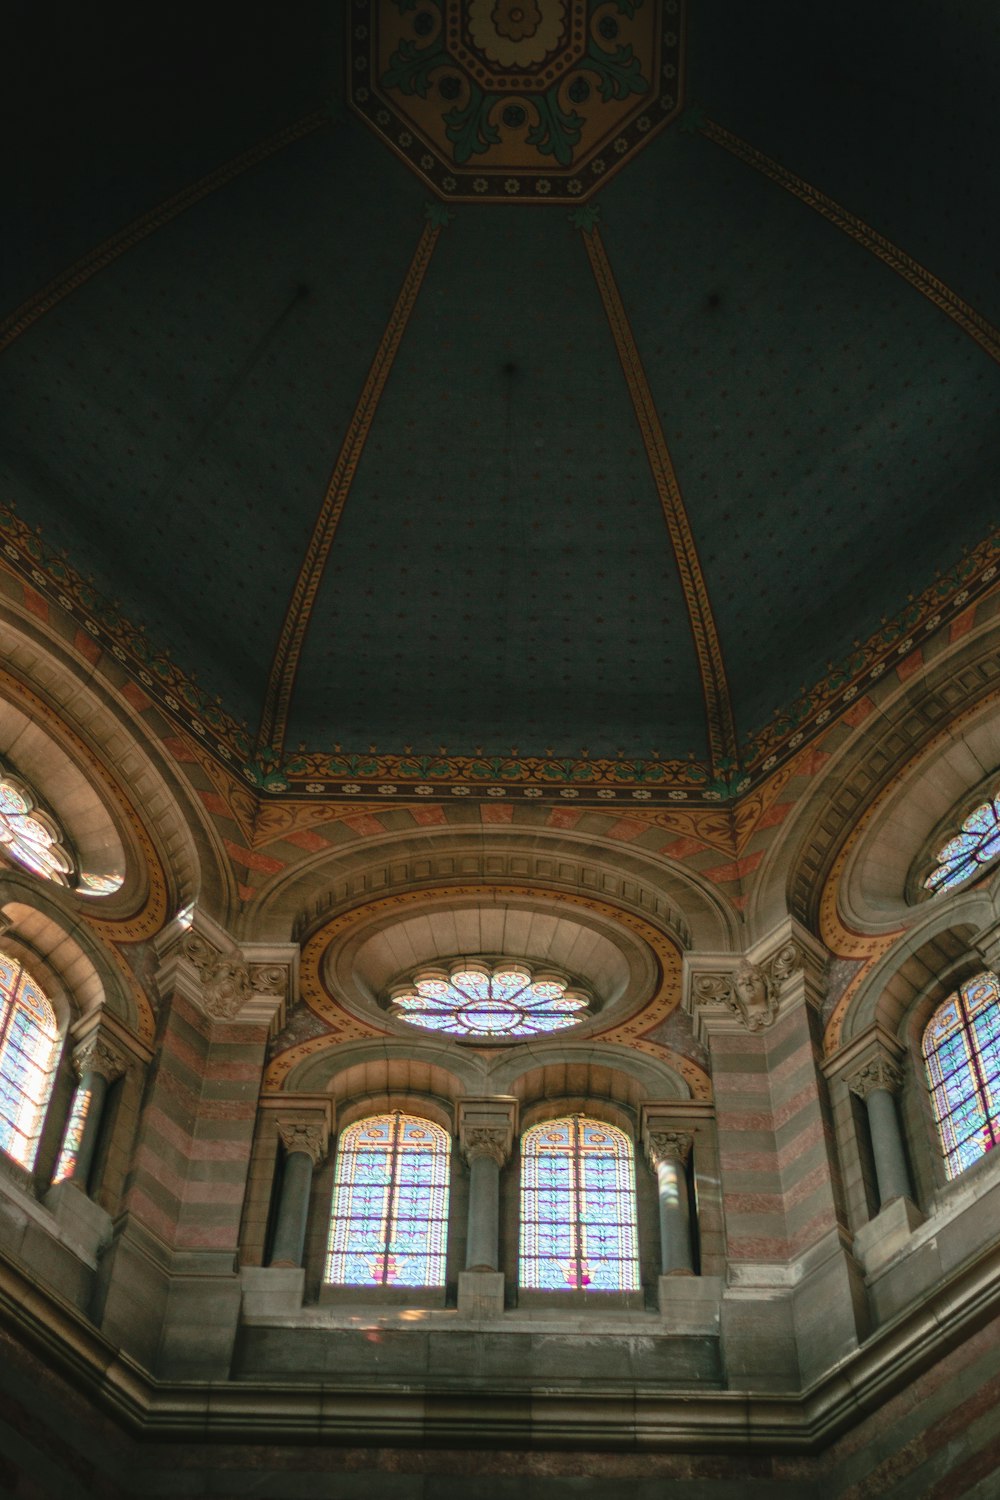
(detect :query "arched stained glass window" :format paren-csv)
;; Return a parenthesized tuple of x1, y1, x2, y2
(519, 1116, 640, 1293)
(0, 774, 74, 886)
(924, 795, 1000, 895)
(0, 951, 60, 1168)
(326, 1113, 451, 1288)
(922, 971, 1000, 1179)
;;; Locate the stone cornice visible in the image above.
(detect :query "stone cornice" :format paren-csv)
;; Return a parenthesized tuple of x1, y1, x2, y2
(0, 1233, 998, 1453)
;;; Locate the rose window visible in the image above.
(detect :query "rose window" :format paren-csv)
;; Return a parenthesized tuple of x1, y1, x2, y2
(0, 768, 123, 896)
(0, 775, 75, 886)
(386, 960, 591, 1038)
(924, 794, 1000, 895)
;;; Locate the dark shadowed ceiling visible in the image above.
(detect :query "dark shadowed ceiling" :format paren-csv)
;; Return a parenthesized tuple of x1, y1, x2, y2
(2, 1, 998, 800)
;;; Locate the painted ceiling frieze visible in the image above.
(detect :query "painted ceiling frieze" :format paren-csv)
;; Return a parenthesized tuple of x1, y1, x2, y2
(0, 499, 998, 805)
(350, 0, 683, 203)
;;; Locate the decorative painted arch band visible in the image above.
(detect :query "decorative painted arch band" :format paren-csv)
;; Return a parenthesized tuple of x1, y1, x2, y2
(821, 684, 1000, 1057)
(265, 883, 710, 1099)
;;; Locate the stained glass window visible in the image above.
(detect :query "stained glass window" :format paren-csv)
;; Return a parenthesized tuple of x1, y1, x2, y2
(0, 776, 74, 886)
(519, 1116, 640, 1293)
(388, 960, 590, 1039)
(922, 971, 1000, 1179)
(326, 1113, 451, 1287)
(924, 795, 1000, 895)
(0, 951, 60, 1169)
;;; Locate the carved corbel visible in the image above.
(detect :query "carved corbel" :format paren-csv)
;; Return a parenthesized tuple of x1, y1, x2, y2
(692, 938, 808, 1034)
(178, 932, 291, 1026)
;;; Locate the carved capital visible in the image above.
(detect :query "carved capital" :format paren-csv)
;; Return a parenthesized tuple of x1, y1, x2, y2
(180, 934, 290, 1021)
(463, 1126, 510, 1168)
(646, 1130, 693, 1169)
(693, 941, 806, 1034)
(276, 1119, 328, 1166)
(848, 1056, 903, 1100)
(73, 1034, 128, 1084)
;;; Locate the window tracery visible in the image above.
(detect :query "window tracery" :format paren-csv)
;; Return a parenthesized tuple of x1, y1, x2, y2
(924, 795, 1000, 895)
(325, 1112, 451, 1287)
(922, 970, 1000, 1179)
(519, 1116, 640, 1292)
(0, 951, 60, 1168)
(387, 959, 590, 1039)
(0, 768, 123, 896)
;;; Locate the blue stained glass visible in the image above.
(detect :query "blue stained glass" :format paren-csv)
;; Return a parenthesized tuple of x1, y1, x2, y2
(519, 1116, 639, 1293)
(326, 1112, 450, 1288)
(923, 971, 1000, 1179)
(925, 796, 1000, 894)
(0, 953, 59, 1170)
(389, 961, 590, 1039)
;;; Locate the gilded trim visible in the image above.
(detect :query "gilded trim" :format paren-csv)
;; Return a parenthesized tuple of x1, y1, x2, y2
(701, 119, 1000, 367)
(0, 110, 329, 355)
(256, 217, 443, 757)
(581, 225, 739, 775)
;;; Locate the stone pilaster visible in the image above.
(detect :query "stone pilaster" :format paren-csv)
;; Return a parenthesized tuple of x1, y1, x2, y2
(96, 912, 295, 1377)
(684, 920, 866, 1388)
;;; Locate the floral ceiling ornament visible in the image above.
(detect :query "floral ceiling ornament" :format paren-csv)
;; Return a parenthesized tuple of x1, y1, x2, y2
(386, 958, 592, 1039)
(351, 0, 683, 203)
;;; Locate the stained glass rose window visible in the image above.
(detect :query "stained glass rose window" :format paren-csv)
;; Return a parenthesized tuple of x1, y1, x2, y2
(0, 768, 123, 896)
(0, 774, 74, 886)
(924, 795, 1000, 895)
(386, 960, 591, 1039)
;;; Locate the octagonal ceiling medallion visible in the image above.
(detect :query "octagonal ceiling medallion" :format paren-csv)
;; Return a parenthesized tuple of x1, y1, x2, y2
(349, 0, 684, 203)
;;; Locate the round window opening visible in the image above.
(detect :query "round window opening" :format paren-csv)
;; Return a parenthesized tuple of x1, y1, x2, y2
(385, 959, 593, 1039)
(924, 791, 1000, 897)
(0, 767, 124, 897)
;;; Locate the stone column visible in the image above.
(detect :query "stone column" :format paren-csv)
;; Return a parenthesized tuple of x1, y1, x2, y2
(848, 1055, 912, 1208)
(456, 1097, 517, 1317)
(646, 1129, 694, 1275)
(270, 1119, 329, 1268)
(53, 1033, 128, 1191)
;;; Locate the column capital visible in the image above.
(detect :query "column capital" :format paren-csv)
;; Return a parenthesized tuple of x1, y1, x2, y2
(684, 920, 827, 1042)
(456, 1097, 518, 1168)
(73, 1032, 128, 1083)
(276, 1118, 328, 1166)
(645, 1129, 693, 1169)
(155, 913, 295, 1032)
(847, 1054, 903, 1100)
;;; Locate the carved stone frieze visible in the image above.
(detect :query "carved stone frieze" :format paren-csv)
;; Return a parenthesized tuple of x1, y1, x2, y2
(73, 1034, 128, 1083)
(847, 1055, 903, 1100)
(462, 1127, 510, 1169)
(276, 1119, 328, 1166)
(645, 1130, 693, 1169)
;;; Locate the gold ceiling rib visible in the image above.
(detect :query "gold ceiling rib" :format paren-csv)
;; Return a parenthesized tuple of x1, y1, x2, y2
(256, 217, 444, 760)
(0, 110, 329, 355)
(701, 118, 1000, 367)
(581, 225, 739, 776)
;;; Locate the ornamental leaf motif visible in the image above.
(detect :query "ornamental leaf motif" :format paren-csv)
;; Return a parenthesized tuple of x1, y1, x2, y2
(584, 41, 648, 102)
(444, 87, 502, 163)
(527, 94, 585, 167)
(381, 37, 449, 99)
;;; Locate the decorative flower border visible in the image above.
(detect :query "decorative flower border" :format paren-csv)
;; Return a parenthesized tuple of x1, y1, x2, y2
(1, 500, 997, 807)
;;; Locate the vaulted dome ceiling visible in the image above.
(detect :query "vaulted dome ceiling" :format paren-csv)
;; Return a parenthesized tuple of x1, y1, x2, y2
(2, 1, 998, 805)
